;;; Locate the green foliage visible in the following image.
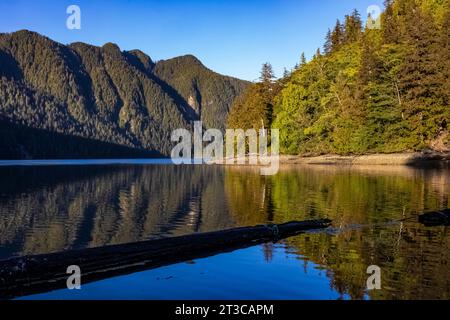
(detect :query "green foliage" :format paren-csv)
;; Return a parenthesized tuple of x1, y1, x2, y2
(230, 0, 449, 155)
(153, 55, 249, 131)
(227, 63, 281, 131)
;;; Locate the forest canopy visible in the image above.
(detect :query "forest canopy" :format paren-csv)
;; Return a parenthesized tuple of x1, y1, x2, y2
(0, 31, 248, 158)
(227, 0, 450, 155)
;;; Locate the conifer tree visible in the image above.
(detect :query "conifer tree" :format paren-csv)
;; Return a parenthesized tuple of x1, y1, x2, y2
(315, 48, 322, 58)
(300, 52, 307, 66)
(398, 5, 444, 144)
(438, 9, 450, 108)
(259, 62, 275, 85)
(358, 33, 382, 85)
(344, 10, 363, 43)
(381, 0, 399, 43)
(324, 29, 333, 54)
(331, 20, 344, 51)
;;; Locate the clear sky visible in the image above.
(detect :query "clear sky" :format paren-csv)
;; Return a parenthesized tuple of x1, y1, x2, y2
(0, 0, 383, 81)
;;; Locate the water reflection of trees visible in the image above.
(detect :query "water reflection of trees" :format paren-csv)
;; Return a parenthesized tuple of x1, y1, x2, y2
(224, 165, 450, 299)
(0, 165, 234, 258)
(0, 164, 448, 299)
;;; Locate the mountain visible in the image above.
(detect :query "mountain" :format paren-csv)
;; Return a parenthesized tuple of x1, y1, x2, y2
(0, 30, 249, 159)
(154, 55, 247, 130)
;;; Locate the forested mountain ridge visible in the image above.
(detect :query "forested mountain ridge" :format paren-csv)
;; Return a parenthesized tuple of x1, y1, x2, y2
(228, 0, 450, 155)
(154, 55, 248, 130)
(0, 30, 248, 158)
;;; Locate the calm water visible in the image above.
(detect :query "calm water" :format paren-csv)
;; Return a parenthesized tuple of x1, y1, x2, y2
(0, 161, 449, 300)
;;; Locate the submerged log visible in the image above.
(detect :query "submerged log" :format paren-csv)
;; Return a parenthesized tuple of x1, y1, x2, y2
(0, 219, 331, 299)
(418, 209, 450, 226)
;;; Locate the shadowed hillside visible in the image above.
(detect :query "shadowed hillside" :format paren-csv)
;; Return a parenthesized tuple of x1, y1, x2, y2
(0, 30, 248, 159)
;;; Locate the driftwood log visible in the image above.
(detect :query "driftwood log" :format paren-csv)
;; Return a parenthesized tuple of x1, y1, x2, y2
(418, 209, 450, 226)
(0, 219, 331, 299)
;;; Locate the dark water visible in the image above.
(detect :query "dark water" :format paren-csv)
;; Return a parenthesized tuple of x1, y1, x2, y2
(0, 161, 449, 300)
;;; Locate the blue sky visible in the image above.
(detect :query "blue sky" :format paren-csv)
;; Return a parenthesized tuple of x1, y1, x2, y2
(0, 0, 383, 81)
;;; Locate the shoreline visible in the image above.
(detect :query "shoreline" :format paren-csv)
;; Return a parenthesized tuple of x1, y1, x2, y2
(278, 152, 450, 166)
(0, 152, 449, 167)
(213, 152, 450, 166)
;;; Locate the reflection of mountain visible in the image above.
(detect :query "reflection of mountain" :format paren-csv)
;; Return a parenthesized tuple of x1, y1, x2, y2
(0, 165, 234, 259)
(0, 164, 449, 299)
(224, 165, 450, 300)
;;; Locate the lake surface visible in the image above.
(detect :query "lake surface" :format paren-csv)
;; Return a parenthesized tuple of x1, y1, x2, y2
(0, 161, 449, 299)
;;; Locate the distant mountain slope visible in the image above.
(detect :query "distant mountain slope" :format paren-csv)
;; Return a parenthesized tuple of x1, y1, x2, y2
(154, 55, 249, 130)
(0, 30, 248, 158)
